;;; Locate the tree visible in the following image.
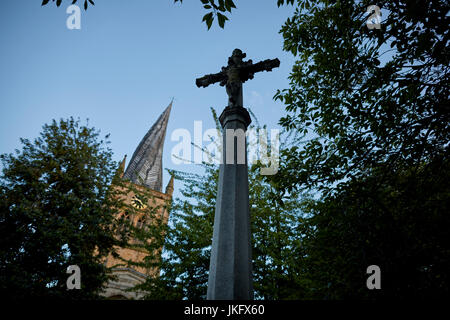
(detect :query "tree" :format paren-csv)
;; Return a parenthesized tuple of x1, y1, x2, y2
(275, 0, 449, 195)
(270, 0, 449, 298)
(0, 117, 126, 299)
(251, 165, 307, 300)
(295, 162, 450, 299)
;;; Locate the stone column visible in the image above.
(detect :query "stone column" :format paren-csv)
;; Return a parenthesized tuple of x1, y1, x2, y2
(206, 105, 253, 300)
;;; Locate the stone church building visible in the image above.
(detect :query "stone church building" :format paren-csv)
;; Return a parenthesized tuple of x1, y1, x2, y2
(101, 102, 173, 299)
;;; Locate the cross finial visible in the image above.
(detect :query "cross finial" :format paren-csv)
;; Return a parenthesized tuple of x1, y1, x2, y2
(228, 49, 246, 67)
(196, 49, 280, 108)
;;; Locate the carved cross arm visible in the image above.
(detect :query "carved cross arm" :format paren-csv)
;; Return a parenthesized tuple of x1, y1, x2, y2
(196, 71, 228, 88)
(240, 58, 281, 82)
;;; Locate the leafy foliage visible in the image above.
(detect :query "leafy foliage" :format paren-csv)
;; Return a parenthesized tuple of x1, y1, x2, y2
(298, 162, 450, 299)
(274, 0, 449, 195)
(175, 0, 295, 29)
(175, 0, 236, 29)
(0, 118, 125, 299)
(271, 0, 450, 298)
(41, 0, 94, 10)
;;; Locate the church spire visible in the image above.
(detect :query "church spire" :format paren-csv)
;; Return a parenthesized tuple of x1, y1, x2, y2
(165, 175, 174, 197)
(118, 154, 127, 178)
(123, 101, 172, 192)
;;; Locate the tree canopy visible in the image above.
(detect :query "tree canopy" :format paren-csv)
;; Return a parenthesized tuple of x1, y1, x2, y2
(0, 118, 126, 299)
(270, 0, 449, 298)
(274, 0, 449, 194)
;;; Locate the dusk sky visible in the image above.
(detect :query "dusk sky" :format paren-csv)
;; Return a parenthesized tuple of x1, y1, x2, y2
(0, 1, 296, 195)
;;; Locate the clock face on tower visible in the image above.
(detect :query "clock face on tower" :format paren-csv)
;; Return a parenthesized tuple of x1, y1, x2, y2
(131, 195, 147, 209)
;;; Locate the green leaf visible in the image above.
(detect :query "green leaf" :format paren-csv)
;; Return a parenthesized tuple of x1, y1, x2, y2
(202, 12, 213, 22)
(217, 12, 228, 28)
(202, 12, 214, 29)
(224, 0, 233, 12)
(218, 0, 225, 11)
(207, 16, 213, 30)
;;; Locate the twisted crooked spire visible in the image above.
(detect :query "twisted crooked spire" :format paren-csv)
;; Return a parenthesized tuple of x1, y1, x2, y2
(123, 102, 172, 192)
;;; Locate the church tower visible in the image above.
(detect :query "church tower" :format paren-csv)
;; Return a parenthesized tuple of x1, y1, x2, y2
(102, 102, 173, 300)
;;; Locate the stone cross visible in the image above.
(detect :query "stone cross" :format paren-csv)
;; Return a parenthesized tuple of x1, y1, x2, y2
(196, 49, 280, 300)
(196, 49, 280, 108)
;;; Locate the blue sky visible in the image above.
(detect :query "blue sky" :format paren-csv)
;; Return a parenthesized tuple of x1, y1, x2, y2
(0, 0, 296, 195)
